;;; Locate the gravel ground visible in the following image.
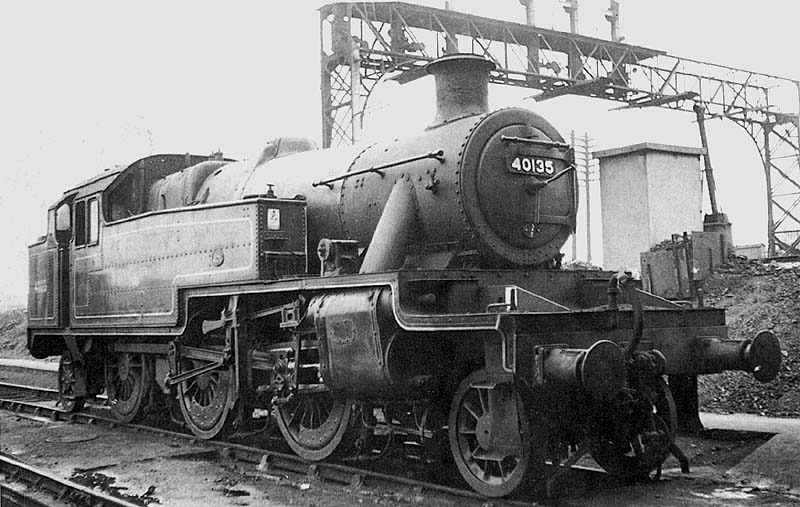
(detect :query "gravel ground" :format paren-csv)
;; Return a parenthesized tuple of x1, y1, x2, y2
(0, 410, 449, 507)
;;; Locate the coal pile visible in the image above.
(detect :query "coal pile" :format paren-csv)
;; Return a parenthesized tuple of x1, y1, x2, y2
(562, 260, 603, 271)
(0, 307, 27, 359)
(699, 257, 800, 417)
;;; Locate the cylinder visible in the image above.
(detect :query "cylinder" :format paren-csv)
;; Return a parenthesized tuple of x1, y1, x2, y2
(312, 288, 399, 397)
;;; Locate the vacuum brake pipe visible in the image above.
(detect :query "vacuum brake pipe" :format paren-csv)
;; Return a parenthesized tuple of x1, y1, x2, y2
(606, 270, 643, 358)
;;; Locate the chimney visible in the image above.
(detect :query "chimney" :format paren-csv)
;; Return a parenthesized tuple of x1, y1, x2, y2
(425, 54, 495, 127)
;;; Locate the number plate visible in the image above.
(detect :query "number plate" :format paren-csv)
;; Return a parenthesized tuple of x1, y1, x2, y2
(508, 156, 555, 177)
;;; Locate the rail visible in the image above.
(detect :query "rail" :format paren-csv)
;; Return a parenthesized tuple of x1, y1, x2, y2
(0, 453, 140, 507)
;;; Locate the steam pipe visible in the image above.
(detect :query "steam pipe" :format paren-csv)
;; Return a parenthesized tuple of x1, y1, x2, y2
(359, 182, 420, 273)
(619, 275, 643, 359)
(606, 272, 621, 329)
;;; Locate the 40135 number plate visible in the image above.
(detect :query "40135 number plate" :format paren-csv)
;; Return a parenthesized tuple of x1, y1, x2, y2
(508, 156, 555, 176)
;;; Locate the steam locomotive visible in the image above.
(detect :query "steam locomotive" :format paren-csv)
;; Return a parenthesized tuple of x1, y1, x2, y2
(27, 54, 781, 497)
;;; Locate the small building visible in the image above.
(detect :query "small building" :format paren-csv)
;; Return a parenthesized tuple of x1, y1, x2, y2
(594, 143, 705, 271)
(735, 243, 766, 260)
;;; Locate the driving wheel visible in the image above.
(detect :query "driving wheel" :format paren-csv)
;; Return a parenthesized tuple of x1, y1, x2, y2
(590, 377, 677, 478)
(177, 359, 237, 439)
(274, 392, 356, 461)
(448, 369, 537, 498)
(106, 352, 152, 423)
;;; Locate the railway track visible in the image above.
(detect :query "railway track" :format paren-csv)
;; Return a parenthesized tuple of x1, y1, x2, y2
(0, 452, 141, 507)
(5, 375, 798, 507)
(1, 380, 562, 506)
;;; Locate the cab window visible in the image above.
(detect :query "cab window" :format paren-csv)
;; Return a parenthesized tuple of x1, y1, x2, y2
(75, 201, 87, 246)
(88, 198, 99, 244)
(74, 197, 100, 247)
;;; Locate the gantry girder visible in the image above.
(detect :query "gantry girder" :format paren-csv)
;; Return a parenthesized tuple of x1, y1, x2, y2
(320, 1, 800, 256)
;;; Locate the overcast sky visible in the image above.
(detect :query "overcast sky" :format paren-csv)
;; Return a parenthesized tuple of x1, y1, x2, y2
(1, 1, 797, 306)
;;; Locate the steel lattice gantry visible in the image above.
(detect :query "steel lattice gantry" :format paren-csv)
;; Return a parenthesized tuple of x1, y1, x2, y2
(319, 2, 800, 256)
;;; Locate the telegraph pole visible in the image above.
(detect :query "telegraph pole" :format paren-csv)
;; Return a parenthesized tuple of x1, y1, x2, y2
(570, 130, 577, 261)
(569, 131, 595, 263)
(570, 131, 595, 263)
(581, 133, 592, 263)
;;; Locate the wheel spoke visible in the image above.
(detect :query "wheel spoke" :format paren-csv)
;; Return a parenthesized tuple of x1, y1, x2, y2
(477, 389, 487, 415)
(499, 460, 510, 481)
(304, 402, 313, 430)
(300, 402, 311, 429)
(311, 400, 322, 429)
(462, 401, 481, 422)
(287, 403, 302, 427)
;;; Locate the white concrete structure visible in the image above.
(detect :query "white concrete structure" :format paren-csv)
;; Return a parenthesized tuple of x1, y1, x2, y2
(735, 243, 766, 259)
(594, 143, 704, 271)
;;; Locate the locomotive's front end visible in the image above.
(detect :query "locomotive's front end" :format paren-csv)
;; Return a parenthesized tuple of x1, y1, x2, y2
(333, 54, 578, 272)
(361, 55, 781, 497)
(430, 54, 577, 267)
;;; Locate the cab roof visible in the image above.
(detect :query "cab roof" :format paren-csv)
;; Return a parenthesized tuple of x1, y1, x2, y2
(59, 153, 228, 203)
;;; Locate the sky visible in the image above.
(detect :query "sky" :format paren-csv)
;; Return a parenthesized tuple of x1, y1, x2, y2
(0, 1, 798, 306)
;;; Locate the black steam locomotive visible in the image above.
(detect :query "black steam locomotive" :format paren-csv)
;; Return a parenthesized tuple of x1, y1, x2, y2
(27, 54, 780, 497)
